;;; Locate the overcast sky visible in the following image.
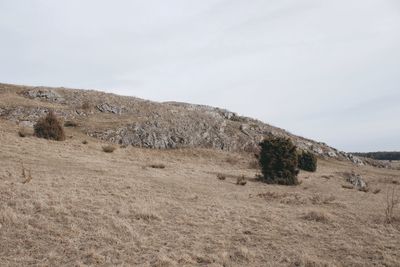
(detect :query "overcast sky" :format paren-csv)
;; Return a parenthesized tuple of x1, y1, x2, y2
(1, 0, 399, 152)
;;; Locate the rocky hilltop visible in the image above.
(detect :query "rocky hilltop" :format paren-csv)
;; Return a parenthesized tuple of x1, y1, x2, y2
(0, 83, 363, 164)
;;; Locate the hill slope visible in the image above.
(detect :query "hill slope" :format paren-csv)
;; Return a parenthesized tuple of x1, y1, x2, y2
(0, 83, 362, 164)
(0, 83, 399, 266)
(0, 119, 399, 266)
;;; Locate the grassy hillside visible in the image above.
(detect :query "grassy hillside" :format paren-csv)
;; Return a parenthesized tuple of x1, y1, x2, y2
(0, 119, 399, 266)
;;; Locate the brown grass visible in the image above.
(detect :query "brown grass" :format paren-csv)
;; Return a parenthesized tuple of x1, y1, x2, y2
(302, 210, 330, 223)
(20, 162, 32, 184)
(0, 120, 400, 266)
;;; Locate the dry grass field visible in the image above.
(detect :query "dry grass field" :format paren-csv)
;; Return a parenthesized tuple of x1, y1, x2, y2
(1, 119, 400, 266)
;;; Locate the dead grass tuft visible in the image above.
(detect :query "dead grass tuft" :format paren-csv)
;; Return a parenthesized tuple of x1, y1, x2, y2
(64, 120, 78, 127)
(373, 188, 381, 194)
(34, 111, 66, 141)
(134, 211, 160, 222)
(21, 162, 32, 184)
(102, 145, 116, 153)
(342, 184, 354, 190)
(149, 164, 166, 169)
(310, 194, 336, 205)
(217, 173, 226, 180)
(236, 175, 247, 185)
(302, 210, 330, 223)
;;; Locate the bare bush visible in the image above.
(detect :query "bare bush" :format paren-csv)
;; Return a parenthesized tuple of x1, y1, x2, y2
(236, 175, 247, 186)
(34, 111, 65, 141)
(385, 187, 400, 224)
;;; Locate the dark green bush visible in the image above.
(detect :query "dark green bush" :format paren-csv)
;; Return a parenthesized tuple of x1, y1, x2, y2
(34, 111, 66, 141)
(298, 151, 317, 172)
(258, 136, 299, 185)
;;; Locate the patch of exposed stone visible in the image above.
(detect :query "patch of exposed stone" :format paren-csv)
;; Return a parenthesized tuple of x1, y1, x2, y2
(25, 88, 65, 103)
(345, 172, 368, 191)
(96, 103, 125, 114)
(0, 83, 376, 165)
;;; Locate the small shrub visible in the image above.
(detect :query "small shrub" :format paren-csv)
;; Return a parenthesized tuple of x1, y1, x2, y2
(258, 136, 299, 185)
(34, 111, 65, 141)
(82, 140, 88, 145)
(217, 173, 226, 180)
(302, 210, 330, 223)
(298, 151, 317, 172)
(236, 175, 247, 185)
(64, 120, 78, 127)
(373, 188, 381, 194)
(81, 101, 91, 110)
(149, 164, 166, 169)
(102, 145, 116, 153)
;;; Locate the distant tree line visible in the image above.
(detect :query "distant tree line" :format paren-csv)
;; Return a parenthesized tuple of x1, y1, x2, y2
(353, 152, 400, 161)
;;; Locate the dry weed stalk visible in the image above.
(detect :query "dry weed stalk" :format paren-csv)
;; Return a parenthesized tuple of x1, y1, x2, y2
(217, 173, 226, 180)
(236, 175, 247, 186)
(21, 162, 32, 184)
(385, 187, 400, 224)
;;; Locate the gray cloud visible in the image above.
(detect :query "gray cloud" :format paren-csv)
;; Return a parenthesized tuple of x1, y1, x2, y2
(1, 0, 399, 152)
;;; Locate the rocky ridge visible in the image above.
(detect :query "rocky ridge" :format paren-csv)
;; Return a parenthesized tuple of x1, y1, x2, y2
(0, 83, 366, 164)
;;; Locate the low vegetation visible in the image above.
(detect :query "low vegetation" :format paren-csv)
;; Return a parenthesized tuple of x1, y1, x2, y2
(34, 111, 66, 141)
(149, 164, 166, 169)
(102, 145, 116, 153)
(20, 162, 32, 184)
(64, 120, 78, 127)
(298, 151, 317, 172)
(258, 136, 299, 185)
(302, 210, 330, 223)
(217, 173, 226, 180)
(236, 175, 247, 185)
(385, 187, 400, 224)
